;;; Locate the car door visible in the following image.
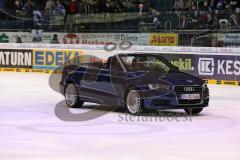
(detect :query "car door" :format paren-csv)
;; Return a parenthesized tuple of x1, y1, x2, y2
(80, 66, 104, 103)
(95, 56, 126, 105)
(79, 56, 126, 105)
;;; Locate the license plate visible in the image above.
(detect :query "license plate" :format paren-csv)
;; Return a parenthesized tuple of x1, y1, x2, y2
(180, 94, 200, 100)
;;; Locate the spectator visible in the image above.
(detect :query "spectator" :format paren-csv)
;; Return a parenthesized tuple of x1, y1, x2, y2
(235, 10, 240, 24)
(215, 0, 226, 10)
(189, 2, 199, 28)
(33, 6, 43, 28)
(53, 0, 66, 16)
(105, 0, 115, 13)
(16, 37, 22, 43)
(208, 14, 219, 29)
(206, 13, 213, 25)
(199, 13, 208, 27)
(32, 29, 43, 42)
(184, 0, 192, 10)
(45, 0, 55, 15)
(22, 0, 34, 29)
(23, 0, 34, 17)
(209, 0, 219, 9)
(219, 19, 229, 29)
(179, 14, 190, 28)
(225, 2, 232, 11)
(14, 0, 24, 16)
(138, 2, 148, 16)
(230, 0, 240, 11)
(69, 0, 78, 14)
(229, 13, 238, 26)
(87, 0, 97, 13)
(50, 34, 60, 44)
(14, 0, 23, 11)
(191, 2, 198, 11)
(200, 0, 211, 12)
(115, 0, 125, 13)
(174, 0, 184, 10)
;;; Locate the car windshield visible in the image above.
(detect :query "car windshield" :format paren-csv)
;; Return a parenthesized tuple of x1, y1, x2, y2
(120, 54, 175, 73)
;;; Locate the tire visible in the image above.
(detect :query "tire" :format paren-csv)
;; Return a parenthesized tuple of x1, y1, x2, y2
(184, 108, 203, 115)
(125, 90, 143, 115)
(64, 83, 84, 108)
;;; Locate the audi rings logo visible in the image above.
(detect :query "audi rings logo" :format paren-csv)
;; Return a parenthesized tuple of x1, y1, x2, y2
(104, 41, 133, 52)
(184, 87, 195, 92)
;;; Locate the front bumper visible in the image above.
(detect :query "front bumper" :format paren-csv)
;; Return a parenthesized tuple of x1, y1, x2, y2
(140, 86, 209, 110)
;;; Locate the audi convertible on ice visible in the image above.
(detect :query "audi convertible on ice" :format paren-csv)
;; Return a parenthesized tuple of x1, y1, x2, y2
(60, 53, 209, 115)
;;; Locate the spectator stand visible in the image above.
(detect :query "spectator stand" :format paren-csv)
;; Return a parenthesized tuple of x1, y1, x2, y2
(0, 0, 239, 32)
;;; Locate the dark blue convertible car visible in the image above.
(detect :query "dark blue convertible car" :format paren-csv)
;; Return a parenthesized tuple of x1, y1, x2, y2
(60, 53, 209, 115)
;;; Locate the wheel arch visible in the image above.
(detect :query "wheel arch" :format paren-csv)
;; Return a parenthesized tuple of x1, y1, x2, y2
(64, 80, 79, 94)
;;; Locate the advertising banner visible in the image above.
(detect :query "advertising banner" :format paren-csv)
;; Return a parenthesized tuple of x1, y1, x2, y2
(216, 33, 240, 47)
(188, 33, 240, 47)
(161, 53, 240, 82)
(161, 53, 195, 74)
(0, 32, 179, 46)
(149, 33, 178, 46)
(0, 45, 240, 86)
(0, 32, 64, 44)
(33, 49, 84, 70)
(76, 33, 150, 46)
(195, 54, 240, 81)
(161, 53, 240, 86)
(0, 49, 33, 68)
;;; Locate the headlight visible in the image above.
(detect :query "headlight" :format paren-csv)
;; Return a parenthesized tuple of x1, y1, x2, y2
(148, 84, 171, 91)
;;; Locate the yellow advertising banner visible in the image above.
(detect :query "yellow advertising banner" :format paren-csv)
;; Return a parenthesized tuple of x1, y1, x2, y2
(149, 33, 178, 46)
(33, 49, 84, 69)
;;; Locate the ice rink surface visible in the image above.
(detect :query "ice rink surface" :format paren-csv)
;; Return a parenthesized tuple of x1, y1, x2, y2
(0, 72, 240, 160)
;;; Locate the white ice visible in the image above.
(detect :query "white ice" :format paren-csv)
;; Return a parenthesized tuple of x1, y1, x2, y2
(0, 72, 240, 160)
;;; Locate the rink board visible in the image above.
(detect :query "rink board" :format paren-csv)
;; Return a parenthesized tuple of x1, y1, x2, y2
(0, 67, 240, 86)
(1, 45, 240, 86)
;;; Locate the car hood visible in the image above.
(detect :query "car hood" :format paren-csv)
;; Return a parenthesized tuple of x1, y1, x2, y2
(161, 72, 203, 86)
(127, 71, 203, 86)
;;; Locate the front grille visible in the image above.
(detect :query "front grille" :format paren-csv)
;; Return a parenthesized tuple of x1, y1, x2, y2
(174, 86, 203, 105)
(174, 86, 203, 92)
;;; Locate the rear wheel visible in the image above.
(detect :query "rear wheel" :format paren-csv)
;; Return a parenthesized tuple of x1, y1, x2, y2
(184, 108, 203, 115)
(125, 90, 143, 115)
(64, 83, 84, 108)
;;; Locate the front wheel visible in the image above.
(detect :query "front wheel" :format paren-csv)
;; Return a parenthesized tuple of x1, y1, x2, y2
(64, 83, 84, 108)
(125, 90, 143, 115)
(184, 108, 203, 115)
